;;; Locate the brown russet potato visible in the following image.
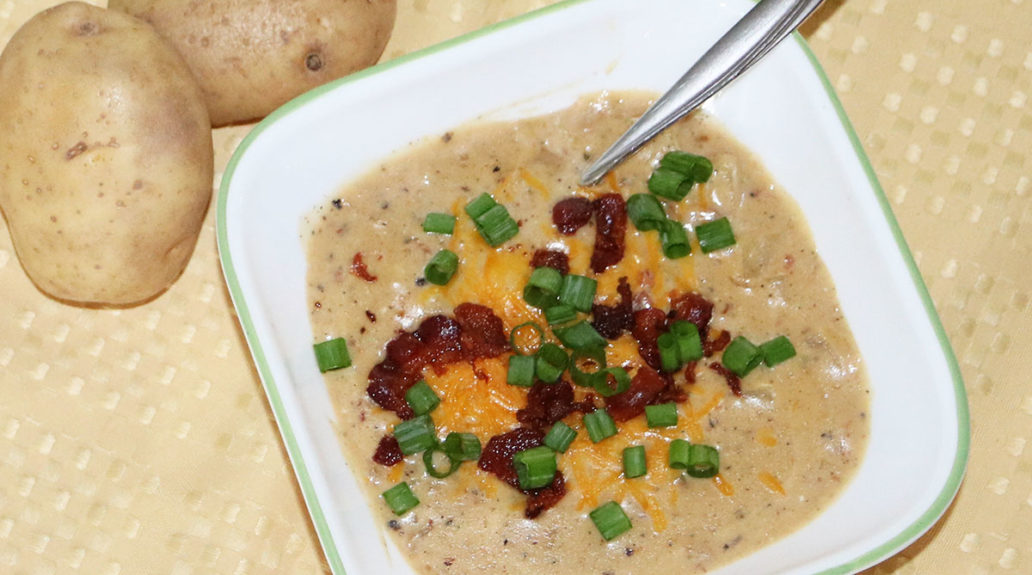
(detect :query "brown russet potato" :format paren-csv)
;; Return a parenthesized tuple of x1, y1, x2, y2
(109, 0, 397, 126)
(0, 2, 214, 306)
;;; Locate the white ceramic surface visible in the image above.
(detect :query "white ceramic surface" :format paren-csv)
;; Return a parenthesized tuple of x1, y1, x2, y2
(216, 0, 969, 573)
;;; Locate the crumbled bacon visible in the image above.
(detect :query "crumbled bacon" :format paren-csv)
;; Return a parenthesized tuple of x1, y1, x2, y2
(631, 307, 668, 370)
(350, 252, 378, 282)
(704, 329, 731, 357)
(605, 365, 683, 421)
(372, 435, 403, 466)
(591, 277, 633, 339)
(590, 194, 627, 273)
(709, 362, 743, 396)
(530, 248, 570, 275)
(454, 303, 509, 359)
(552, 197, 593, 235)
(478, 427, 567, 517)
(524, 471, 566, 519)
(670, 292, 714, 336)
(515, 380, 595, 431)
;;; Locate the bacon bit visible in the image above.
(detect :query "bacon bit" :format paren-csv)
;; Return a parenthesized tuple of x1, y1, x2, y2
(365, 310, 377, 323)
(709, 362, 742, 396)
(516, 380, 576, 431)
(591, 276, 633, 339)
(590, 193, 627, 273)
(704, 329, 731, 357)
(373, 435, 403, 466)
(669, 292, 714, 336)
(552, 197, 593, 235)
(524, 471, 566, 519)
(631, 308, 668, 370)
(454, 303, 509, 359)
(530, 248, 570, 275)
(478, 427, 567, 517)
(604, 365, 683, 421)
(350, 252, 378, 282)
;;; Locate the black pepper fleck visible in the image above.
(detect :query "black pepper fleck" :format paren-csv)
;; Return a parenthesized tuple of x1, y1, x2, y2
(332, 198, 343, 209)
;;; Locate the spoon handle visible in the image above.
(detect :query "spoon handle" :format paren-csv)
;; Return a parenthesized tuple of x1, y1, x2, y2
(580, 0, 825, 185)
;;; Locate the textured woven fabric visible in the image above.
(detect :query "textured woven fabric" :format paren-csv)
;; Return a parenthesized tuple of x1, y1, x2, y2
(0, 0, 1028, 573)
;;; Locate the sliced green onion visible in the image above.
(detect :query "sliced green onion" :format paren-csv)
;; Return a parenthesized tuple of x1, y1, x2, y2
(543, 421, 577, 453)
(382, 482, 419, 515)
(722, 336, 763, 377)
(507, 354, 536, 387)
(422, 445, 461, 478)
(583, 409, 618, 443)
(569, 347, 606, 388)
(660, 220, 691, 259)
(510, 321, 545, 355)
(441, 432, 481, 461)
(648, 167, 690, 201)
(513, 445, 557, 490)
(554, 321, 607, 352)
(424, 249, 459, 285)
(545, 304, 578, 326)
(760, 335, 796, 367)
(696, 217, 737, 253)
(660, 151, 713, 183)
(669, 439, 720, 478)
(475, 203, 520, 246)
(671, 320, 704, 363)
(593, 367, 631, 397)
(313, 337, 351, 372)
(393, 414, 436, 455)
(645, 402, 679, 428)
(523, 267, 563, 309)
(627, 193, 667, 231)
(464, 193, 496, 220)
(558, 274, 598, 313)
(657, 332, 681, 373)
(404, 380, 440, 416)
(422, 212, 456, 234)
(535, 343, 569, 383)
(622, 445, 647, 479)
(589, 501, 632, 540)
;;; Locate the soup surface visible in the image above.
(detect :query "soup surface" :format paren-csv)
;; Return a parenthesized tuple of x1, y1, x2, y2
(304, 92, 869, 574)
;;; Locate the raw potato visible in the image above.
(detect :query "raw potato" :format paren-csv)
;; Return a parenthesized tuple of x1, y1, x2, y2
(110, 0, 397, 126)
(0, 2, 214, 306)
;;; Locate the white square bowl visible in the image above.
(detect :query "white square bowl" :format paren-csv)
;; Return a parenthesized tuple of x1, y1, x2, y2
(216, 0, 969, 573)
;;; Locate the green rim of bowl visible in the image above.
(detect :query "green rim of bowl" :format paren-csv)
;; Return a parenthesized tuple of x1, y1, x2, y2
(215, 1, 970, 573)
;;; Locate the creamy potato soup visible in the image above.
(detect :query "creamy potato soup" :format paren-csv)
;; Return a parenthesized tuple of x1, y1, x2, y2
(304, 92, 869, 574)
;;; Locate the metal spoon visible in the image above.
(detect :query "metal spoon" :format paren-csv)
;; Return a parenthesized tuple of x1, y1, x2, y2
(580, 0, 825, 185)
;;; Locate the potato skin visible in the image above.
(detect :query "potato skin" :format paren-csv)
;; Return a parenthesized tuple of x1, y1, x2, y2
(110, 0, 397, 126)
(0, 2, 214, 306)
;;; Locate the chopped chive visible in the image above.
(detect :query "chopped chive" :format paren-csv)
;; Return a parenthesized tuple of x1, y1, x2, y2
(424, 249, 459, 285)
(422, 444, 461, 478)
(507, 354, 536, 387)
(513, 446, 557, 490)
(523, 267, 563, 309)
(645, 402, 678, 428)
(382, 482, 420, 515)
(558, 274, 598, 313)
(535, 343, 569, 383)
(592, 367, 631, 398)
(760, 335, 796, 367)
(696, 217, 737, 253)
(545, 304, 578, 326)
(583, 409, 618, 443)
(464, 193, 496, 220)
(722, 336, 763, 377)
(404, 380, 440, 416)
(553, 321, 607, 352)
(589, 501, 632, 540)
(422, 212, 456, 234)
(627, 193, 667, 231)
(543, 421, 577, 453)
(441, 432, 481, 461)
(671, 320, 704, 363)
(657, 332, 681, 373)
(475, 203, 520, 246)
(313, 337, 351, 372)
(510, 321, 545, 355)
(669, 439, 720, 478)
(660, 219, 691, 259)
(648, 167, 691, 201)
(660, 151, 713, 183)
(622, 445, 647, 479)
(393, 414, 436, 455)
(668, 438, 691, 469)
(569, 347, 606, 388)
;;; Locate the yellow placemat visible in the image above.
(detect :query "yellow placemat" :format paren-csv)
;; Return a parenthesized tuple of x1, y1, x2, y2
(0, 0, 1028, 573)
